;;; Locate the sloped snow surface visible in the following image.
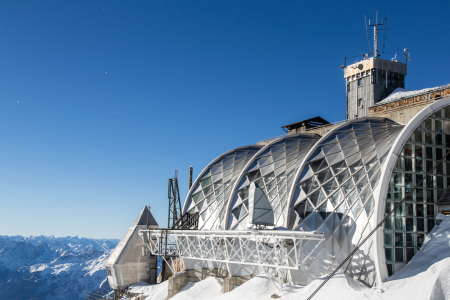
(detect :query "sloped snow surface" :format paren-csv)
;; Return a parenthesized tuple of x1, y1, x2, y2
(0, 235, 118, 300)
(129, 215, 450, 300)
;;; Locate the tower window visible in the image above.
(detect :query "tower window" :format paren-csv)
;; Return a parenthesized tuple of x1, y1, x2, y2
(358, 79, 362, 86)
(358, 98, 363, 108)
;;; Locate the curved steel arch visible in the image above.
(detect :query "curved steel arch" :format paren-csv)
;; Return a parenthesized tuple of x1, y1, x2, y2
(284, 117, 404, 286)
(373, 96, 450, 284)
(182, 145, 262, 230)
(224, 133, 322, 230)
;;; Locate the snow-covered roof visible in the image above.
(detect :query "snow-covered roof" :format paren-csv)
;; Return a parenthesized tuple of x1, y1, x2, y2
(375, 83, 450, 106)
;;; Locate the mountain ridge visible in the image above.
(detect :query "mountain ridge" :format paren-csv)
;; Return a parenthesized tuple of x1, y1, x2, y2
(0, 235, 118, 300)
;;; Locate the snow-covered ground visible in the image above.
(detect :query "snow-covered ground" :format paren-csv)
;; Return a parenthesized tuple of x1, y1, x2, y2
(0, 235, 118, 300)
(127, 214, 450, 300)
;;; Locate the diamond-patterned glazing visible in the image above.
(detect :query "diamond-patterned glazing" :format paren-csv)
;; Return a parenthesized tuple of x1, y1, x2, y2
(287, 117, 404, 286)
(226, 133, 321, 230)
(183, 146, 261, 230)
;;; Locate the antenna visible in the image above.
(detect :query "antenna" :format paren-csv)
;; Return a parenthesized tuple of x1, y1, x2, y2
(168, 169, 182, 228)
(147, 203, 151, 229)
(369, 11, 385, 58)
(188, 167, 193, 190)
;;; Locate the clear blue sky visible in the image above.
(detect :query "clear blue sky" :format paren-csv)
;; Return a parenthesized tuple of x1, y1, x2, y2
(1, 1, 449, 239)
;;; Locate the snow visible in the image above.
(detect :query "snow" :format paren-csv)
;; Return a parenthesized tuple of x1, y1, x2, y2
(377, 83, 450, 105)
(172, 277, 223, 300)
(129, 215, 450, 300)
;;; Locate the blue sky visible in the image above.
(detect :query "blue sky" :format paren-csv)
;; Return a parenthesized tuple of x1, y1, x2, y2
(1, 1, 449, 239)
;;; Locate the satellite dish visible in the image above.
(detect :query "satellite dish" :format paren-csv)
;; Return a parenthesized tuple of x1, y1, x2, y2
(247, 182, 275, 227)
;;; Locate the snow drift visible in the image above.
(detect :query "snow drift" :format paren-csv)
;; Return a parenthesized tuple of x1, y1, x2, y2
(127, 214, 450, 300)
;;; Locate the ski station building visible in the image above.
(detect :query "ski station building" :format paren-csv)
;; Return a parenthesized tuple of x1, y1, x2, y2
(105, 23, 450, 298)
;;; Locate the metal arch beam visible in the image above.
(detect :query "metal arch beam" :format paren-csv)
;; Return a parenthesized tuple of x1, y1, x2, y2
(372, 96, 450, 285)
(284, 116, 401, 229)
(182, 145, 262, 215)
(223, 133, 322, 230)
(222, 137, 286, 230)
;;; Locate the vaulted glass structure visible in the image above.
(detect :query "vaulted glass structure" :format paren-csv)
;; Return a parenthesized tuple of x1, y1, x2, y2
(183, 146, 261, 230)
(226, 133, 321, 230)
(179, 97, 450, 286)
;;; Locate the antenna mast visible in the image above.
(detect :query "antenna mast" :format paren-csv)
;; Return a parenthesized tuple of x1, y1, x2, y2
(168, 169, 182, 228)
(369, 11, 384, 58)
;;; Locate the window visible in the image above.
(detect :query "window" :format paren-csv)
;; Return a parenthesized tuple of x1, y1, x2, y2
(384, 111, 446, 276)
(358, 98, 363, 108)
(106, 267, 112, 276)
(358, 79, 363, 86)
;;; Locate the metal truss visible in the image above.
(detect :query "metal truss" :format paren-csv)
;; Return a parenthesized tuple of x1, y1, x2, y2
(139, 229, 325, 287)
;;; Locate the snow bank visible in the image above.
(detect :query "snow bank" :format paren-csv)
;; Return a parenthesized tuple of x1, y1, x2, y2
(172, 277, 223, 300)
(133, 215, 450, 300)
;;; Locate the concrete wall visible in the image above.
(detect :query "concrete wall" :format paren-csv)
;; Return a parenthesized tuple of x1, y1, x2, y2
(368, 102, 432, 125)
(167, 268, 253, 299)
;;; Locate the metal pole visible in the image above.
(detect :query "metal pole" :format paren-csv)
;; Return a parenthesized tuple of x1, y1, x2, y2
(189, 166, 193, 190)
(374, 11, 378, 58)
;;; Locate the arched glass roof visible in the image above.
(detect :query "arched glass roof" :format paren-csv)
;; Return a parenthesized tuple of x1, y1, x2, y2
(285, 117, 404, 286)
(374, 97, 450, 282)
(183, 145, 262, 230)
(226, 133, 321, 230)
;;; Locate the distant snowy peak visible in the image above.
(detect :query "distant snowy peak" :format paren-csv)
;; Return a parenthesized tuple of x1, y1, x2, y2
(0, 235, 119, 300)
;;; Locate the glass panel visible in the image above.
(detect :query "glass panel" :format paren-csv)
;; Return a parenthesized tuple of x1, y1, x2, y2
(332, 160, 347, 174)
(350, 160, 364, 174)
(341, 178, 355, 195)
(322, 178, 339, 195)
(406, 218, 414, 231)
(395, 233, 404, 247)
(415, 145, 423, 159)
(329, 190, 344, 207)
(406, 233, 414, 247)
(317, 168, 333, 184)
(263, 172, 275, 185)
(310, 158, 328, 172)
(192, 191, 204, 203)
(425, 118, 433, 130)
(406, 248, 415, 262)
(385, 216, 394, 230)
(415, 131, 423, 143)
(395, 217, 405, 230)
(308, 189, 326, 207)
(404, 144, 413, 157)
(336, 169, 351, 185)
(353, 168, 365, 183)
(417, 218, 425, 231)
(347, 188, 359, 205)
(356, 176, 368, 193)
(385, 248, 394, 263)
(385, 232, 394, 247)
(200, 177, 212, 188)
(395, 248, 404, 262)
(405, 203, 414, 216)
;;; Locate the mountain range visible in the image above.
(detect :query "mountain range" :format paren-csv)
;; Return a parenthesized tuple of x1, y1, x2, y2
(0, 235, 118, 300)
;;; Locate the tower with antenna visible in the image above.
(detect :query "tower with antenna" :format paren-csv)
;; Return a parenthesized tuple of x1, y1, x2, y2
(343, 12, 410, 119)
